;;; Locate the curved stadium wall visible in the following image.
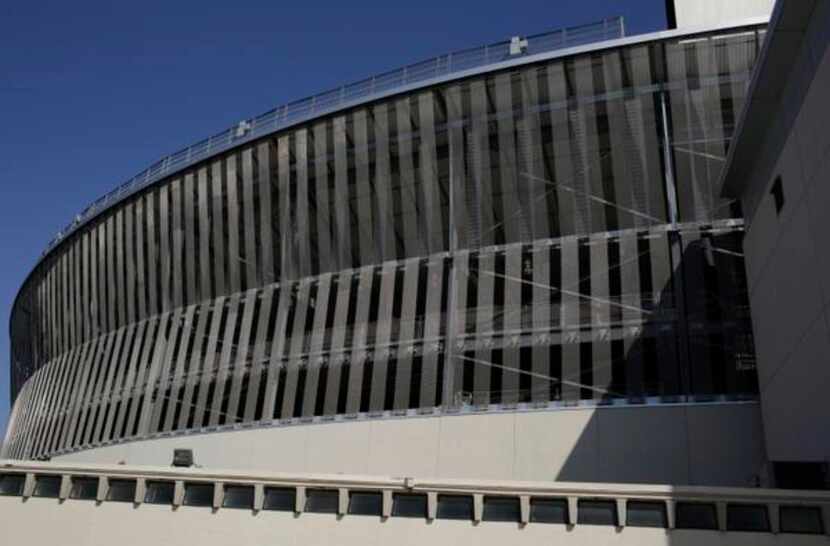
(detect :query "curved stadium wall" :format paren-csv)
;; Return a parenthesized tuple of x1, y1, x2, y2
(4, 22, 764, 461)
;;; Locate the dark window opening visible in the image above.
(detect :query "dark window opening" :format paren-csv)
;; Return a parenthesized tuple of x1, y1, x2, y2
(305, 489, 339, 513)
(263, 487, 295, 511)
(436, 494, 473, 520)
(183, 482, 214, 507)
(392, 493, 427, 518)
(626, 500, 667, 528)
(780, 505, 824, 535)
(70, 477, 99, 500)
(348, 491, 382, 516)
(482, 496, 520, 522)
(530, 497, 568, 524)
(771, 176, 784, 214)
(106, 479, 136, 503)
(33, 475, 61, 498)
(774, 461, 829, 490)
(0, 474, 25, 496)
(222, 485, 254, 510)
(144, 481, 174, 505)
(676, 502, 718, 530)
(578, 499, 617, 526)
(726, 504, 769, 532)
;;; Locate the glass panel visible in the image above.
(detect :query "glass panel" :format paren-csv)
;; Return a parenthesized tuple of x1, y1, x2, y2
(727, 504, 769, 532)
(305, 489, 338, 513)
(436, 494, 473, 520)
(106, 479, 136, 503)
(530, 498, 568, 524)
(676, 502, 718, 530)
(263, 487, 295, 511)
(144, 481, 175, 505)
(222, 485, 254, 510)
(665, 30, 759, 222)
(392, 493, 427, 518)
(348, 491, 382, 516)
(183, 483, 214, 507)
(626, 500, 667, 528)
(482, 496, 520, 522)
(33, 475, 61, 498)
(780, 506, 824, 535)
(578, 499, 617, 526)
(0, 474, 25, 496)
(69, 477, 99, 500)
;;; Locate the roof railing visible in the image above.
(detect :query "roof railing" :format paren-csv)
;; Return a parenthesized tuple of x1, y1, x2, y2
(41, 17, 623, 258)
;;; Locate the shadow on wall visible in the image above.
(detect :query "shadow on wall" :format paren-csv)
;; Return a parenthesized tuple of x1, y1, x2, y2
(554, 227, 763, 487)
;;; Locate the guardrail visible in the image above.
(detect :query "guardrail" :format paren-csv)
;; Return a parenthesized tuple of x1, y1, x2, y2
(40, 17, 624, 260)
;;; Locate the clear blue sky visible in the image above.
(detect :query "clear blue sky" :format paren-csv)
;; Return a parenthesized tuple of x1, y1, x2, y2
(0, 0, 667, 438)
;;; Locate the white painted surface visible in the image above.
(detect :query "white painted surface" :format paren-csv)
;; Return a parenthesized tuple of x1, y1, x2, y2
(672, 0, 773, 28)
(54, 404, 766, 487)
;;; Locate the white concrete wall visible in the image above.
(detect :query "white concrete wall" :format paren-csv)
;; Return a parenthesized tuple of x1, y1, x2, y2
(739, 0, 830, 463)
(671, 0, 773, 28)
(0, 494, 825, 546)
(54, 404, 766, 487)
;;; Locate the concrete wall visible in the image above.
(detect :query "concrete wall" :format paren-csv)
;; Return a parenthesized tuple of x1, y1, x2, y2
(737, 0, 830, 463)
(0, 497, 823, 546)
(54, 404, 766, 487)
(3, 458, 829, 546)
(671, 0, 773, 28)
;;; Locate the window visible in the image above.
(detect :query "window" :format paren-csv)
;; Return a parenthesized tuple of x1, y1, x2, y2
(578, 499, 617, 526)
(771, 176, 784, 214)
(183, 483, 214, 507)
(222, 485, 254, 510)
(348, 491, 382, 516)
(392, 493, 427, 518)
(144, 481, 175, 504)
(263, 487, 295, 511)
(0, 474, 25, 496)
(70, 477, 99, 500)
(773, 461, 827, 489)
(106, 479, 136, 503)
(436, 494, 473, 520)
(33, 475, 61, 498)
(626, 500, 667, 528)
(482, 496, 520, 522)
(305, 489, 338, 514)
(675, 502, 718, 530)
(780, 506, 824, 535)
(726, 504, 770, 532)
(530, 498, 568, 524)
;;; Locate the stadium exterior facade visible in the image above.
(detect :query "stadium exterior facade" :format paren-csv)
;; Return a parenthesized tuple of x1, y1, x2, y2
(4, 16, 765, 467)
(3, 2, 829, 544)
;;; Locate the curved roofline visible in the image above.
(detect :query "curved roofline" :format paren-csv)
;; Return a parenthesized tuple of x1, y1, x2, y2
(16, 16, 767, 303)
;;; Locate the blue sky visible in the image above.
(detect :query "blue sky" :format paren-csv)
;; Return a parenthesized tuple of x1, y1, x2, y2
(0, 0, 667, 438)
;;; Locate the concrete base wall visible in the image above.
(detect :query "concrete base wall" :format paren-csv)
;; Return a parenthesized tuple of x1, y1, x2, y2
(54, 403, 766, 487)
(1, 495, 825, 546)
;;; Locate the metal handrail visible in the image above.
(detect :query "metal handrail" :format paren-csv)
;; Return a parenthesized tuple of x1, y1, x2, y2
(41, 17, 623, 258)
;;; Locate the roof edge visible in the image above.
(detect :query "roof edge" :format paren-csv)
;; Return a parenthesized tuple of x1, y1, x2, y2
(719, 0, 819, 198)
